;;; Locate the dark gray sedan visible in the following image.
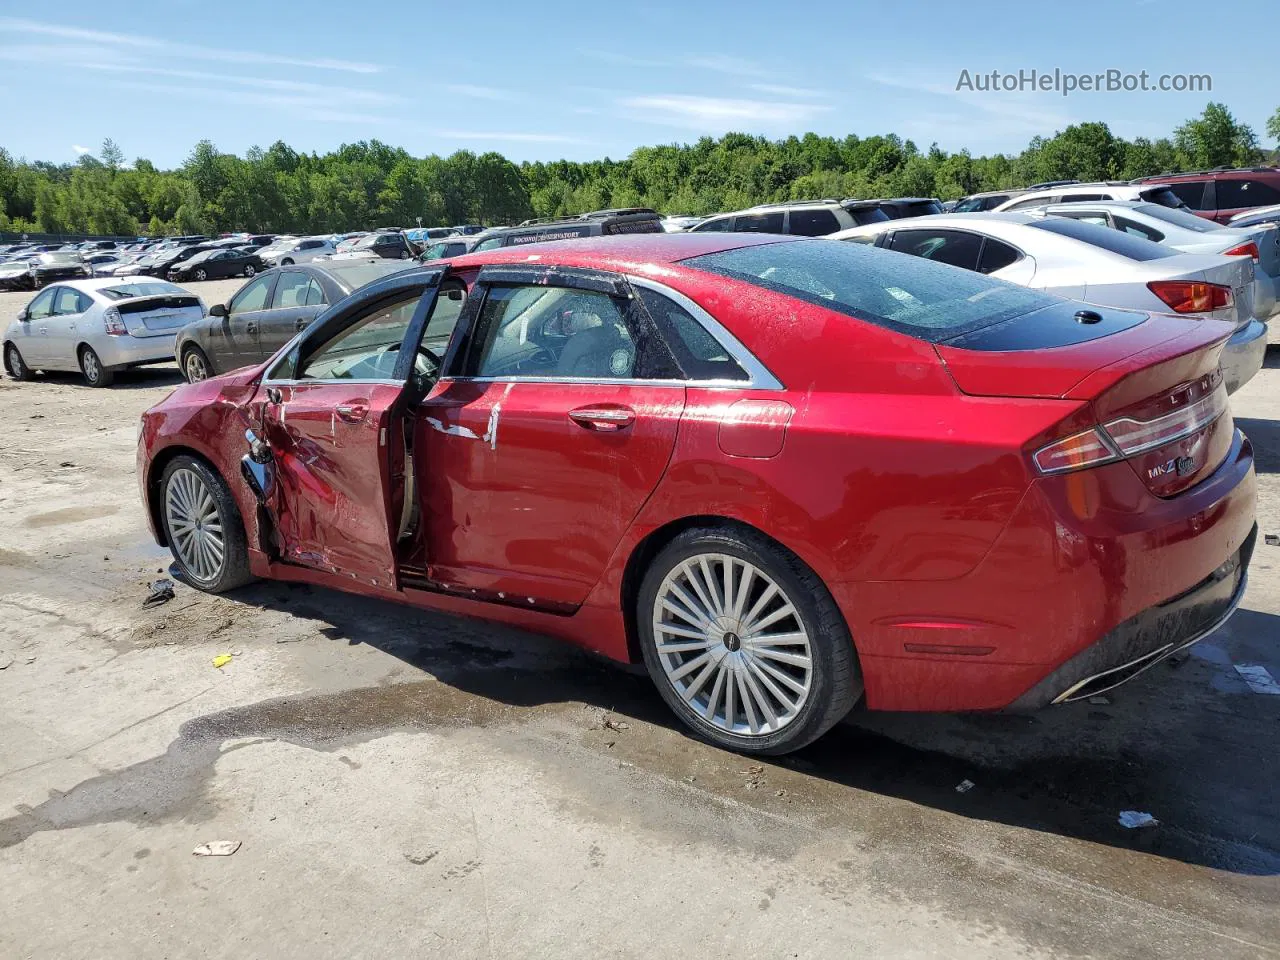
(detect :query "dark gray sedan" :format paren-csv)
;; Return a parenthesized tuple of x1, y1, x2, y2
(172, 258, 416, 382)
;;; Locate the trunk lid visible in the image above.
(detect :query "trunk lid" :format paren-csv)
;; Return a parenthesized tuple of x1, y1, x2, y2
(937, 306, 1235, 498)
(118, 294, 204, 338)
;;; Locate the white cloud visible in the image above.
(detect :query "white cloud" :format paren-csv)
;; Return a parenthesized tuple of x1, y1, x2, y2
(684, 54, 767, 77)
(749, 83, 828, 99)
(579, 50, 669, 69)
(866, 71, 1074, 134)
(444, 84, 519, 101)
(103, 80, 398, 125)
(436, 130, 586, 144)
(72, 144, 91, 155)
(621, 94, 831, 130)
(83, 62, 403, 105)
(0, 16, 381, 73)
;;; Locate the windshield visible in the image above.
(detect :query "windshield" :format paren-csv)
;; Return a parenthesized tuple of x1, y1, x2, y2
(99, 281, 187, 300)
(683, 239, 1060, 342)
(1028, 217, 1176, 261)
(353, 234, 381, 249)
(1134, 203, 1220, 233)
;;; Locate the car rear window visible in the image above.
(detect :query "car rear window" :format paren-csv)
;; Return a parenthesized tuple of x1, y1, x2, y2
(99, 281, 187, 300)
(1145, 184, 1199, 209)
(847, 206, 891, 226)
(324, 260, 416, 290)
(1027, 217, 1176, 261)
(682, 239, 1059, 342)
(1133, 203, 1218, 233)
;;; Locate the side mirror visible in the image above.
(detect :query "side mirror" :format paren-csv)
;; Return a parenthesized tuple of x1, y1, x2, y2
(209, 303, 228, 318)
(17, 309, 29, 322)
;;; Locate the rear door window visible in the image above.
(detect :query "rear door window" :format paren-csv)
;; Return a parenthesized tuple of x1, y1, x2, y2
(887, 229, 984, 271)
(691, 216, 733, 233)
(1004, 195, 1056, 210)
(735, 212, 785, 233)
(683, 239, 1058, 342)
(1158, 182, 1208, 209)
(1060, 193, 1105, 202)
(272, 272, 312, 308)
(1216, 179, 1280, 210)
(977, 239, 1021, 274)
(786, 208, 841, 237)
(847, 206, 891, 226)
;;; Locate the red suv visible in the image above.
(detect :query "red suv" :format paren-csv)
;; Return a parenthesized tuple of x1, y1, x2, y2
(1135, 167, 1280, 224)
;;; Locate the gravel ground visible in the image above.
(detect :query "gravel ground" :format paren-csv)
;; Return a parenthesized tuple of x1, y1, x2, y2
(1, 277, 1278, 959)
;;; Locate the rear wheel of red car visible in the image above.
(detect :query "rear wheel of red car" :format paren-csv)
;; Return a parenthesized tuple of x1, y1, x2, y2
(160, 455, 253, 593)
(4, 343, 34, 381)
(637, 527, 860, 755)
(78, 345, 114, 387)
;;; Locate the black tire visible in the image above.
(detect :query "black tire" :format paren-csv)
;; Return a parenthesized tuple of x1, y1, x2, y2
(182, 345, 212, 383)
(637, 526, 860, 755)
(280, 257, 294, 266)
(194, 268, 207, 281)
(159, 455, 254, 593)
(78, 345, 115, 387)
(4, 343, 34, 381)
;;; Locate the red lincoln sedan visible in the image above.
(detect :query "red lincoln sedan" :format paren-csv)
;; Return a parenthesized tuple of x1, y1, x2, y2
(138, 233, 1256, 754)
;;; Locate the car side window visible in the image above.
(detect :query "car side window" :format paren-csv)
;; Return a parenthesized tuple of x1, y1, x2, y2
(1005, 196, 1054, 210)
(636, 287, 748, 381)
(272, 272, 312, 308)
(304, 280, 326, 306)
(468, 285, 650, 380)
(27, 288, 56, 319)
(1113, 216, 1163, 242)
(1165, 181, 1209, 209)
(889, 229, 983, 271)
(473, 236, 505, 251)
(1216, 179, 1280, 209)
(735, 212, 784, 233)
(1060, 193, 1105, 202)
(692, 216, 732, 232)
(299, 294, 421, 381)
(230, 275, 273, 315)
(977, 239, 1021, 274)
(53, 287, 85, 314)
(787, 208, 841, 236)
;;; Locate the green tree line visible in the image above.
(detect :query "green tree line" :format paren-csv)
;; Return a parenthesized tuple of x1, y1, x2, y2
(2, 102, 1276, 238)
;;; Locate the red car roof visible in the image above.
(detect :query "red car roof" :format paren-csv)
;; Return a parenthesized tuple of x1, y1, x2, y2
(446, 231, 798, 274)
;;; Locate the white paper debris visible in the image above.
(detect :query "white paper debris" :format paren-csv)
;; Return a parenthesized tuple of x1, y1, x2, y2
(1118, 811, 1159, 829)
(192, 840, 242, 857)
(955, 779, 975, 793)
(1234, 664, 1280, 695)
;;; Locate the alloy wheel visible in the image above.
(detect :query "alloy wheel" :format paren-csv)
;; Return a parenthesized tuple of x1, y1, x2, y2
(5, 345, 28, 379)
(165, 467, 225, 584)
(652, 553, 813, 737)
(244, 265, 256, 277)
(195, 268, 207, 281)
(81, 350, 100, 383)
(184, 349, 210, 382)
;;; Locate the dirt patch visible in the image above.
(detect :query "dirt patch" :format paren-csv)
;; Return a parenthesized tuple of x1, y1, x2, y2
(25, 504, 119, 528)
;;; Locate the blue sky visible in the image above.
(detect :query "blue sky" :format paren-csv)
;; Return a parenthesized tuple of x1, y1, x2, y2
(2, 1, 1276, 167)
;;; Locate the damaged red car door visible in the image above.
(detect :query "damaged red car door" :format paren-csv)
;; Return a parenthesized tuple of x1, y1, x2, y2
(414, 266, 686, 608)
(254, 270, 449, 588)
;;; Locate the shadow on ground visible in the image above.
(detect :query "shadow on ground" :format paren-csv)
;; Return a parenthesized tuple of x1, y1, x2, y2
(1237, 417, 1280, 474)
(17, 365, 184, 391)
(10, 576, 1271, 877)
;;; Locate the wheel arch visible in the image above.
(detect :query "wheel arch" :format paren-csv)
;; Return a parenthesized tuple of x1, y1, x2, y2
(144, 444, 226, 548)
(618, 514, 851, 664)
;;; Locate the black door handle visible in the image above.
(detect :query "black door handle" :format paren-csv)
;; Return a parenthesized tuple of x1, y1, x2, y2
(295, 317, 309, 330)
(245, 322, 258, 334)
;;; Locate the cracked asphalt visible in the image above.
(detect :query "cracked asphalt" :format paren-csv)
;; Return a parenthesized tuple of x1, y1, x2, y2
(1, 280, 1279, 959)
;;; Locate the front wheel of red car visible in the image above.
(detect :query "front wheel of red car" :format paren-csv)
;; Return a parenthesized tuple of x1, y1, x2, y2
(160, 455, 253, 593)
(637, 527, 860, 755)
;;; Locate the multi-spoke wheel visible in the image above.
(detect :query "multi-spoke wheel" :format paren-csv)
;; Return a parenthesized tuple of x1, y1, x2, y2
(638, 527, 860, 755)
(182, 346, 211, 383)
(78, 345, 114, 387)
(4, 343, 34, 381)
(159, 456, 253, 593)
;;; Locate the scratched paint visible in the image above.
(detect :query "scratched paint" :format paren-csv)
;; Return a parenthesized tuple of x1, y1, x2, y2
(1234, 664, 1280, 695)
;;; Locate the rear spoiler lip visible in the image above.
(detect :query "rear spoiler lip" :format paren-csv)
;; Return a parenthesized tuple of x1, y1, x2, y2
(114, 294, 202, 315)
(1065, 320, 1234, 402)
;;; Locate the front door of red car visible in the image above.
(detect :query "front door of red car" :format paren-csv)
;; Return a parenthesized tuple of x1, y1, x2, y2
(255, 268, 450, 588)
(414, 266, 687, 608)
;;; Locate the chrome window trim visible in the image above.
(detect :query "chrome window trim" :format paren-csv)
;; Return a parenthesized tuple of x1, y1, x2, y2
(624, 274, 783, 390)
(445, 376, 725, 388)
(260, 377, 405, 387)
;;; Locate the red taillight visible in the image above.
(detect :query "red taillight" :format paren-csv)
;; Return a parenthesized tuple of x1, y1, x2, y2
(1033, 383, 1229, 475)
(1147, 280, 1233, 314)
(103, 305, 127, 335)
(1222, 241, 1260, 262)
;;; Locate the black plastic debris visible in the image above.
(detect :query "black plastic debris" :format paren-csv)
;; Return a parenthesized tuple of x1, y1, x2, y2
(1265, 533, 1279, 547)
(143, 579, 176, 608)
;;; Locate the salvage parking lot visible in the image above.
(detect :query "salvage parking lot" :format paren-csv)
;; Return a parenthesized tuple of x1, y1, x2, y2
(1, 278, 1279, 957)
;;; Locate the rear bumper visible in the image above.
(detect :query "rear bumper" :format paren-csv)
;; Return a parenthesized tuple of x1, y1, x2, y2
(1222, 319, 1267, 393)
(1009, 524, 1254, 708)
(844, 428, 1256, 712)
(95, 333, 179, 368)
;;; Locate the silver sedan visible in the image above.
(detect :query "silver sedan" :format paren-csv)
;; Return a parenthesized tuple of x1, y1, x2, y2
(2, 278, 205, 387)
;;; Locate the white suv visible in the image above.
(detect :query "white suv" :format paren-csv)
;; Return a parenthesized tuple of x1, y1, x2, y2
(689, 199, 890, 236)
(993, 181, 1190, 213)
(259, 236, 336, 267)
